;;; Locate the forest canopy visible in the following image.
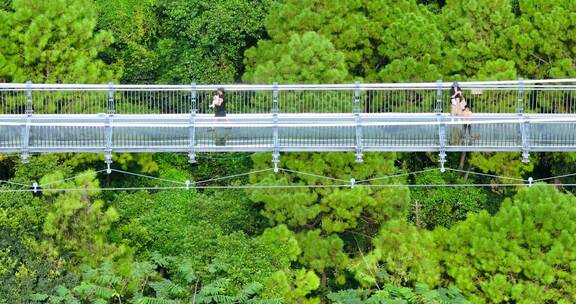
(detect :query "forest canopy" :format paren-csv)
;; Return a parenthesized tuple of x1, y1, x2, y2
(1, 0, 576, 303)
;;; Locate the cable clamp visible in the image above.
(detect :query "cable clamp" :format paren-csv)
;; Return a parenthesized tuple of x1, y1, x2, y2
(105, 158, 112, 174)
(272, 152, 280, 173)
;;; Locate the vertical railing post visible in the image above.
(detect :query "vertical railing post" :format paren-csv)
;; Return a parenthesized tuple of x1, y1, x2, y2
(188, 82, 197, 163)
(25, 81, 33, 115)
(105, 82, 115, 172)
(435, 79, 443, 114)
(517, 78, 530, 162)
(108, 82, 115, 115)
(354, 81, 363, 163)
(21, 81, 33, 163)
(517, 77, 524, 114)
(272, 82, 280, 172)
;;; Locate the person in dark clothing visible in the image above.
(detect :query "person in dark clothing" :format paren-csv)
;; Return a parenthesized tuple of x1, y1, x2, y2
(450, 81, 464, 116)
(214, 88, 226, 117)
(210, 88, 227, 145)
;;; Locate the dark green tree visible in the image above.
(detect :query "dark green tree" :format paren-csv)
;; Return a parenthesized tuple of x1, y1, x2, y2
(357, 186, 576, 303)
(410, 169, 488, 229)
(0, 0, 120, 83)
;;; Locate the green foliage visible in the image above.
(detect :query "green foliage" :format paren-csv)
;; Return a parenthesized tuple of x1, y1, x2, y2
(296, 230, 349, 275)
(40, 170, 121, 266)
(328, 284, 468, 304)
(249, 0, 432, 81)
(30, 286, 80, 304)
(350, 220, 441, 288)
(499, 0, 576, 79)
(247, 0, 574, 82)
(110, 188, 285, 288)
(95, 0, 160, 84)
(437, 0, 516, 78)
(0, 0, 120, 83)
(33, 255, 278, 304)
(410, 169, 488, 229)
(62, 153, 159, 175)
(262, 269, 321, 304)
(3, 0, 576, 303)
(359, 186, 576, 304)
(378, 10, 444, 82)
(95, 0, 274, 84)
(468, 152, 535, 187)
(249, 153, 409, 232)
(0, 155, 80, 301)
(436, 186, 576, 303)
(260, 225, 301, 262)
(244, 31, 350, 84)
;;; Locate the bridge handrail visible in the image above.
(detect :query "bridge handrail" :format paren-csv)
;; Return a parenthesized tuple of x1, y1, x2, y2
(2, 79, 576, 115)
(1, 79, 576, 91)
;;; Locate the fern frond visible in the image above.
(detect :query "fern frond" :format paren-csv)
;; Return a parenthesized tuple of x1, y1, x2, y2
(235, 282, 263, 303)
(175, 260, 197, 284)
(29, 294, 49, 302)
(246, 298, 283, 304)
(136, 297, 182, 304)
(212, 295, 234, 304)
(150, 252, 171, 268)
(73, 283, 116, 299)
(149, 279, 187, 298)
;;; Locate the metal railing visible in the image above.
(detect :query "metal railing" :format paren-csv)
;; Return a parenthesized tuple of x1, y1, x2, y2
(2, 79, 576, 167)
(1, 79, 575, 115)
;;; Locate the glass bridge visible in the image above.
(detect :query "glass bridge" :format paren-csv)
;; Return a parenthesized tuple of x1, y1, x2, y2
(1, 79, 575, 168)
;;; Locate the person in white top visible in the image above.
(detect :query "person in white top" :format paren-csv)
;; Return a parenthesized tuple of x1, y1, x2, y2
(461, 104, 473, 143)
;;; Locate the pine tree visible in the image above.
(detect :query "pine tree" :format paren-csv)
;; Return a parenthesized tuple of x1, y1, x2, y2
(0, 0, 120, 83)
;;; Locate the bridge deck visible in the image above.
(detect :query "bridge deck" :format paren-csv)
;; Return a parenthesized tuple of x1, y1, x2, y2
(1, 113, 575, 154)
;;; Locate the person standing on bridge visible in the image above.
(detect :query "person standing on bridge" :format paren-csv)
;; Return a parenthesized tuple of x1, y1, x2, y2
(210, 88, 228, 146)
(461, 104, 473, 143)
(450, 81, 464, 116)
(212, 88, 226, 117)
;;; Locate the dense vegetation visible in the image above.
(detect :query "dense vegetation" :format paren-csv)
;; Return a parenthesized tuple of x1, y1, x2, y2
(1, 0, 576, 303)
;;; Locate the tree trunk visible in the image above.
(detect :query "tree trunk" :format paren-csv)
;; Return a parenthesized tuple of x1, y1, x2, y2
(459, 151, 467, 170)
(320, 272, 327, 304)
(414, 200, 422, 228)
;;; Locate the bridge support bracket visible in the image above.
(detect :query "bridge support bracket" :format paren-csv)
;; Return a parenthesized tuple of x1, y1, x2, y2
(21, 115, 31, 164)
(272, 82, 280, 172)
(354, 81, 363, 163)
(188, 112, 196, 164)
(21, 81, 34, 163)
(438, 114, 447, 172)
(520, 115, 530, 163)
(104, 113, 113, 174)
